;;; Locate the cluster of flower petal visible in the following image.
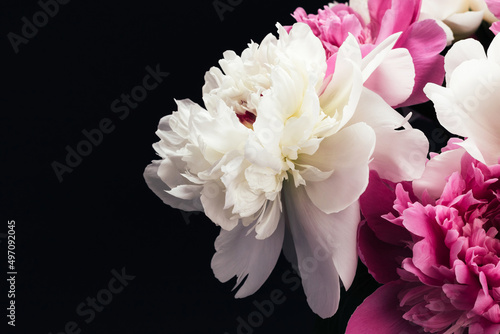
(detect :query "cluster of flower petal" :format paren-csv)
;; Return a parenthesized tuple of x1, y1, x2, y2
(144, 22, 428, 318)
(348, 144, 500, 333)
(288, 0, 447, 107)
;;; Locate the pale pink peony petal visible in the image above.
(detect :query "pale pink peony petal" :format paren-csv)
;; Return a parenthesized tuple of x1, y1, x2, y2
(283, 183, 361, 318)
(211, 215, 284, 298)
(144, 160, 203, 212)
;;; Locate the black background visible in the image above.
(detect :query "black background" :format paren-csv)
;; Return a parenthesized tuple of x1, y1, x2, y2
(2, 0, 464, 333)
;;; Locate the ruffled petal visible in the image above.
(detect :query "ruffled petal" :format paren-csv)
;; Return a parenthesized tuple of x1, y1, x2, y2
(144, 160, 203, 212)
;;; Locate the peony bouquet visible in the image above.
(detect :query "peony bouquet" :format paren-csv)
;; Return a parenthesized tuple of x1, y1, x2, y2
(144, 0, 500, 332)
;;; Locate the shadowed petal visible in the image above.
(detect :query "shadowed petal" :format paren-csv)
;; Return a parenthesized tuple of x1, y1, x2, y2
(346, 281, 419, 334)
(284, 182, 361, 318)
(144, 160, 203, 212)
(211, 215, 285, 298)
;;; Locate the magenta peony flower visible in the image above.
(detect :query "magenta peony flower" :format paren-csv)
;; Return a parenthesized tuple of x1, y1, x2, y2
(288, 0, 447, 108)
(347, 144, 500, 333)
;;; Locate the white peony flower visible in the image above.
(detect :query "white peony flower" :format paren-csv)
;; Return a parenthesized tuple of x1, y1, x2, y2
(424, 34, 500, 166)
(144, 22, 428, 318)
(420, 0, 484, 45)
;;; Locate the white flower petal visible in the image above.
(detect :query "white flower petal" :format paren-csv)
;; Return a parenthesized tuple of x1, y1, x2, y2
(278, 22, 326, 83)
(421, 0, 469, 20)
(443, 10, 484, 39)
(444, 38, 486, 84)
(211, 215, 284, 298)
(320, 34, 363, 128)
(349, 0, 370, 24)
(363, 48, 415, 107)
(413, 147, 466, 200)
(191, 99, 248, 157)
(470, 0, 499, 23)
(299, 165, 334, 182)
(255, 196, 282, 240)
(360, 32, 402, 82)
(487, 31, 500, 66)
(144, 160, 203, 212)
(201, 181, 238, 230)
(426, 34, 500, 166)
(448, 59, 500, 163)
(301, 122, 375, 213)
(284, 183, 361, 318)
(424, 83, 469, 136)
(344, 88, 428, 181)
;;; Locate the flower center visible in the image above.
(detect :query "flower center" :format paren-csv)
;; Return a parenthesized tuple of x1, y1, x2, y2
(237, 110, 256, 129)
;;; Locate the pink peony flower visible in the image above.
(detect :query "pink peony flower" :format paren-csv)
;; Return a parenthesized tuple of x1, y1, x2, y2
(288, 0, 447, 108)
(347, 144, 500, 333)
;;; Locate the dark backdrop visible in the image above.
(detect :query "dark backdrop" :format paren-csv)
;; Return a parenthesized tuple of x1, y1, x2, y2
(1, 0, 439, 333)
